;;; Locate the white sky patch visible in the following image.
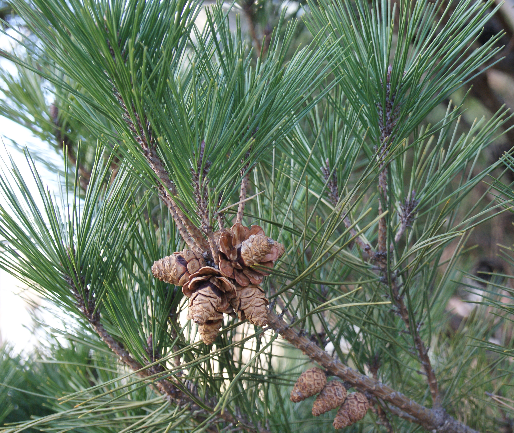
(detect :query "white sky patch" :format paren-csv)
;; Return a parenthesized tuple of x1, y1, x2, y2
(0, 271, 38, 351)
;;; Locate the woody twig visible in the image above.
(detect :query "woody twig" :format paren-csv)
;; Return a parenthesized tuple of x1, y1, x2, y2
(242, 0, 262, 54)
(192, 140, 219, 264)
(393, 191, 419, 245)
(369, 355, 394, 432)
(106, 35, 208, 255)
(236, 159, 251, 225)
(376, 66, 440, 407)
(50, 104, 91, 191)
(114, 89, 209, 254)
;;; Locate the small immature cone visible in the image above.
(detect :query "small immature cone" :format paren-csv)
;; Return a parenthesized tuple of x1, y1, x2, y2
(231, 285, 269, 326)
(333, 392, 369, 429)
(312, 381, 347, 416)
(151, 250, 205, 286)
(198, 319, 222, 345)
(290, 368, 327, 403)
(344, 392, 369, 423)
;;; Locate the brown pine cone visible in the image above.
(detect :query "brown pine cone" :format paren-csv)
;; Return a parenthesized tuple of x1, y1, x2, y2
(231, 285, 269, 327)
(333, 411, 351, 429)
(312, 381, 347, 416)
(183, 267, 236, 325)
(152, 250, 205, 286)
(344, 392, 369, 423)
(217, 223, 284, 287)
(198, 319, 222, 345)
(290, 368, 327, 402)
(333, 392, 369, 429)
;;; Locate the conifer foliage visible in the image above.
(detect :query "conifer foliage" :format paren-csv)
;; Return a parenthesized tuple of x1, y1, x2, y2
(0, 0, 513, 432)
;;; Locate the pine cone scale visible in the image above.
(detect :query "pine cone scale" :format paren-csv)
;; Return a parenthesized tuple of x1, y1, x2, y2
(152, 250, 205, 286)
(219, 257, 234, 278)
(199, 319, 223, 345)
(231, 285, 269, 326)
(184, 267, 236, 327)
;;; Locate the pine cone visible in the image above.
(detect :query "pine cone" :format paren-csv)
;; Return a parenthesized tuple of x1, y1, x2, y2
(290, 368, 327, 402)
(152, 250, 205, 286)
(344, 392, 369, 423)
(312, 381, 347, 416)
(333, 411, 351, 429)
(333, 392, 369, 429)
(217, 223, 284, 287)
(183, 267, 236, 325)
(198, 319, 222, 345)
(231, 285, 269, 326)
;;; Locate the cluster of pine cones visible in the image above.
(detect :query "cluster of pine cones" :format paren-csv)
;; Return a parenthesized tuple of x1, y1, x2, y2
(290, 368, 370, 429)
(151, 223, 284, 344)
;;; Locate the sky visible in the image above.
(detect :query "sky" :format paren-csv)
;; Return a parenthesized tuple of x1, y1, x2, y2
(0, 26, 64, 352)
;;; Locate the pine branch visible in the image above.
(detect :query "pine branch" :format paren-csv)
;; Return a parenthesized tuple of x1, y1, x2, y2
(370, 403, 394, 433)
(192, 140, 219, 263)
(266, 310, 478, 433)
(377, 163, 388, 259)
(369, 356, 394, 432)
(216, 193, 226, 229)
(389, 274, 440, 407)
(64, 270, 269, 433)
(380, 402, 418, 424)
(376, 66, 398, 263)
(393, 192, 419, 244)
(242, 0, 262, 54)
(104, 33, 208, 252)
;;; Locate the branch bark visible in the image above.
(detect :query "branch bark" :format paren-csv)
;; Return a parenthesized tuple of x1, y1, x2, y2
(390, 276, 440, 406)
(242, 0, 262, 54)
(90, 317, 269, 433)
(370, 403, 394, 433)
(236, 171, 249, 225)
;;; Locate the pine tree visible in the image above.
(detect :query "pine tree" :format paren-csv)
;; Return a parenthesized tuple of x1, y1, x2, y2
(1, 0, 513, 432)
